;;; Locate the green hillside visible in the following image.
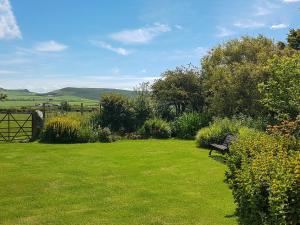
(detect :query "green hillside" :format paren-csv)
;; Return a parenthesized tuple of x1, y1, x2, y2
(44, 87, 134, 100)
(0, 87, 134, 109)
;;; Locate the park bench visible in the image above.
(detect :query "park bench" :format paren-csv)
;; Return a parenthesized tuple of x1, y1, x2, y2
(209, 134, 235, 156)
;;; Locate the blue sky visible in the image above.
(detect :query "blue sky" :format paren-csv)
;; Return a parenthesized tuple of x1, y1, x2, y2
(0, 0, 299, 92)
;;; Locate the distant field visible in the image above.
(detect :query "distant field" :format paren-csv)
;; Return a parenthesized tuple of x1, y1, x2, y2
(0, 87, 134, 109)
(0, 140, 237, 225)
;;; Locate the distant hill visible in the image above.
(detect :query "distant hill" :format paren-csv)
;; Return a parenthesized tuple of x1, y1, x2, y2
(43, 87, 134, 100)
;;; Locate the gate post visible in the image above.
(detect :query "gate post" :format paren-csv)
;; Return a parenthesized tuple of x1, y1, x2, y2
(32, 110, 44, 141)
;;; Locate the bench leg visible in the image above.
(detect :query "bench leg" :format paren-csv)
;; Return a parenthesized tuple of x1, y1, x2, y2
(209, 149, 213, 156)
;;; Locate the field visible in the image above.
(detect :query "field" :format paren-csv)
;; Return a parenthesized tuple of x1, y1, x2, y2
(0, 87, 134, 109)
(0, 140, 237, 225)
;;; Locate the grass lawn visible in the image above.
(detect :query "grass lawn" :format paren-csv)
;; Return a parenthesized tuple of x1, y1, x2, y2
(0, 140, 237, 225)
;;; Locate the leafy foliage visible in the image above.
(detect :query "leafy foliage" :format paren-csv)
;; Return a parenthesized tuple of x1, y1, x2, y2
(173, 112, 211, 139)
(287, 29, 300, 50)
(140, 118, 171, 139)
(100, 93, 136, 132)
(259, 53, 300, 120)
(201, 36, 278, 117)
(226, 128, 300, 225)
(98, 127, 113, 143)
(0, 93, 7, 101)
(195, 118, 242, 147)
(152, 65, 204, 116)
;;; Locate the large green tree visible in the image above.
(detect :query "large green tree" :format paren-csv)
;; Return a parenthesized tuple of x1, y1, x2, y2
(259, 52, 300, 120)
(201, 35, 279, 117)
(152, 66, 204, 116)
(287, 29, 300, 50)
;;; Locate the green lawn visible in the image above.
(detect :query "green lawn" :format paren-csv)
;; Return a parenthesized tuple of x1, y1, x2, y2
(0, 140, 237, 225)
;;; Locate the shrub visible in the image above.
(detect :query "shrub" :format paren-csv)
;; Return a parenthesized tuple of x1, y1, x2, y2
(98, 127, 113, 143)
(226, 128, 300, 225)
(77, 125, 98, 143)
(173, 112, 211, 139)
(41, 116, 81, 143)
(100, 93, 136, 132)
(195, 118, 242, 147)
(140, 118, 171, 139)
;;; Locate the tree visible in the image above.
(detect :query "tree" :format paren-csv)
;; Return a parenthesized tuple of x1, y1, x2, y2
(258, 52, 300, 120)
(100, 93, 136, 132)
(152, 65, 204, 116)
(287, 29, 300, 50)
(0, 93, 7, 101)
(201, 35, 279, 117)
(132, 82, 153, 127)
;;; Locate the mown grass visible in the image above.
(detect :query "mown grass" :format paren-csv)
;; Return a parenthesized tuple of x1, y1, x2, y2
(0, 140, 237, 225)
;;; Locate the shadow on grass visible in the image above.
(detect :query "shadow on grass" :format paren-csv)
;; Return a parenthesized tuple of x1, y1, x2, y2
(209, 154, 227, 165)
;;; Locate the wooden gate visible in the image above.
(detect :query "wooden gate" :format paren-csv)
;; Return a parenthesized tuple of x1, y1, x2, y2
(0, 111, 33, 142)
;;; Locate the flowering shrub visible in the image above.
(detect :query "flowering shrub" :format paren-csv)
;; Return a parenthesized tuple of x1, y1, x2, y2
(226, 128, 300, 225)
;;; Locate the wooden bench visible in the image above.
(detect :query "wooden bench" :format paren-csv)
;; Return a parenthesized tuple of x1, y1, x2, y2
(209, 134, 235, 156)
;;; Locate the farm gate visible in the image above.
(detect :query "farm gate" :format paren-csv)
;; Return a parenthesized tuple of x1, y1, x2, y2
(0, 111, 43, 142)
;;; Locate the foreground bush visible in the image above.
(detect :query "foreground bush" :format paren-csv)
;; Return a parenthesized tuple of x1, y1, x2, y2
(195, 118, 242, 147)
(140, 118, 171, 139)
(41, 116, 81, 143)
(173, 112, 211, 139)
(41, 115, 97, 143)
(226, 128, 300, 225)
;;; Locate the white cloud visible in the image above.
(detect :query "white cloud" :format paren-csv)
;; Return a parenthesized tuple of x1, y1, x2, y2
(254, 0, 278, 16)
(234, 20, 265, 28)
(91, 40, 131, 56)
(110, 23, 171, 44)
(270, 23, 289, 29)
(175, 24, 183, 30)
(0, 0, 21, 39)
(282, 0, 300, 3)
(34, 41, 68, 52)
(0, 69, 17, 74)
(216, 27, 235, 37)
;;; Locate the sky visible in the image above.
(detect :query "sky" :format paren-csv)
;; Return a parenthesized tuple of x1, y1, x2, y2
(0, 0, 299, 92)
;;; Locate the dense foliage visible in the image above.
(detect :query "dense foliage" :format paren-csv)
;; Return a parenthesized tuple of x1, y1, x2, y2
(226, 128, 300, 225)
(195, 118, 243, 148)
(201, 36, 278, 117)
(152, 66, 204, 116)
(172, 112, 211, 139)
(100, 93, 136, 132)
(287, 29, 300, 50)
(140, 118, 171, 139)
(259, 53, 300, 120)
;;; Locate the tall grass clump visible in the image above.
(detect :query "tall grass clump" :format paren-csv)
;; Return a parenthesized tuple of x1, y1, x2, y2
(195, 118, 242, 147)
(41, 115, 97, 143)
(173, 112, 211, 139)
(140, 118, 171, 139)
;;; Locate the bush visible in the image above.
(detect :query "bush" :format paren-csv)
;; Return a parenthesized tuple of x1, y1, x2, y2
(173, 112, 211, 139)
(100, 93, 136, 132)
(195, 118, 242, 147)
(41, 115, 98, 143)
(41, 116, 81, 143)
(226, 128, 300, 225)
(98, 127, 113, 143)
(77, 125, 98, 143)
(140, 118, 171, 139)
